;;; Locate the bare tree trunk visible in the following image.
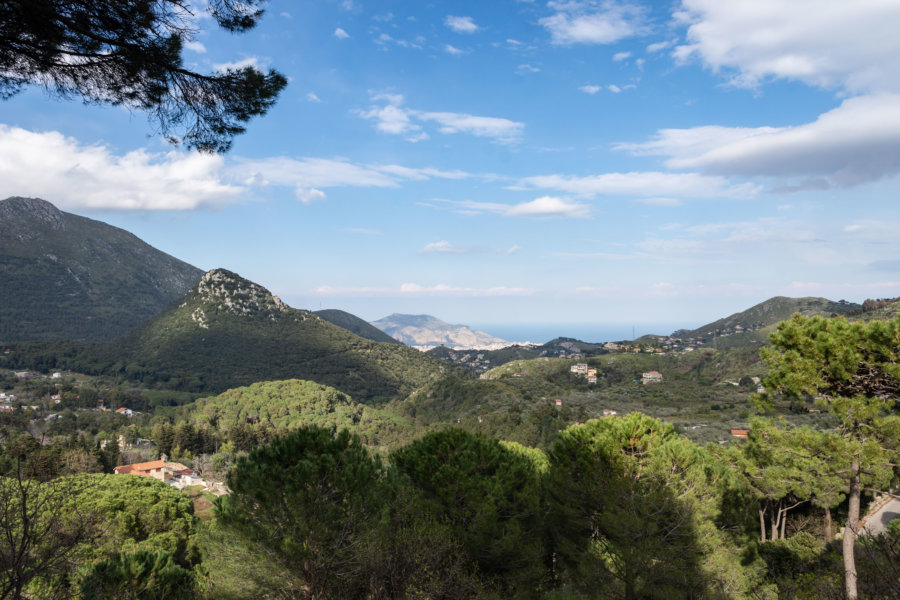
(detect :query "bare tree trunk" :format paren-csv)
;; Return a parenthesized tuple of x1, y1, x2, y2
(759, 505, 767, 543)
(824, 506, 833, 543)
(780, 507, 788, 539)
(843, 462, 861, 600)
(771, 503, 779, 541)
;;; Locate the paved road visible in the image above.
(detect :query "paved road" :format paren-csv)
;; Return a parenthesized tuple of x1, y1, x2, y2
(860, 497, 900, 536)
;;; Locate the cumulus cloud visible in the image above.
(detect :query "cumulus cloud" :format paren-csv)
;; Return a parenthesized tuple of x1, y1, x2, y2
(0, 126, 242, 210)
(540, 0, 647, 45)
(445, 15, 479, 34)
(306, 92, 322, 102)
(612, 51, 631, 61)
(506, 196, 590, 218)
(358, 102, 427, 141)
(617, 94, 900, 187)
(521, 171, 759, 199)
(357, 94, 524, 144)
(580, 84, 601, 94)
(517, 64, 541, 74)
(184, 40, 207, 53)
(333, 27, 351, 39)
(295, 187, 327, 204)
(444, 44, 464, 55)
(673, 0, 900, 93)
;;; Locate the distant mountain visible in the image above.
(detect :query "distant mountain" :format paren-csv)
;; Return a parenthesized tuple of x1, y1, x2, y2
(89, 269, 448, 400)
(0, 196, 202, 342)
(671, 296, 860, 342)
(371, 313, 510, 350)
(314, 309, 401, 345)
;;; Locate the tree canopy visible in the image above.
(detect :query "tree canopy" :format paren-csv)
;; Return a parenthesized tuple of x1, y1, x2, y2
(761, 314, 900, 600)
(0, 0, 286, 152)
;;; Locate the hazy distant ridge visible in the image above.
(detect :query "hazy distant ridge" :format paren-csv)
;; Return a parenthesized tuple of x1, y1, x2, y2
(371, 313, 511, 350)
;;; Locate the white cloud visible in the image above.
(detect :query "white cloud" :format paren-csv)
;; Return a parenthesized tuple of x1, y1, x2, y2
(437, 197, 590, 219)
(617, 94, 900, 187)
(646, 40, 672, 52)
(419, 240, 470, 254)
(445, 15, 479, 34)
(418, 111, 523, 143)
(314, 284, 537, 297)
(673, 0, 900, 93)
(444, 44, 464, 55)
(237, 156, 469, 190)
(507, 244, 521, 254)
(295, 187, 327, 204)
(580, 84, 601, 94)
(358, 94, 524, 144)
(334, 27, 351, 39)
(212, 57, 261, 71)
(506, 196, 590, 218)
(607, 84, 622, 93)
(0, 126, 242, 210)
(612, 51, 631, 61)
(374, 32, 423, 49)
(184, 40, 207, 53)
(306, 92, 322, 103)
(517, 64, 541, 74)
(521, 171, 759, 199)
(358, 103, 426, 140)
(540, 0, 647, 45)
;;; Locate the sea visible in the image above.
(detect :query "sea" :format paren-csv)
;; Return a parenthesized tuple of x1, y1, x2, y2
(467, 323, 698, 346)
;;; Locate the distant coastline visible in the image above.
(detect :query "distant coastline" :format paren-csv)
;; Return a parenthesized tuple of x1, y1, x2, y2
(467, 323, 698, 346)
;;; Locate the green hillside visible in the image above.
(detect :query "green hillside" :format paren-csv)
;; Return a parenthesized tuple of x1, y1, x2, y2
(671, 296, 859, 345)
(0, 196, 202, 342)
(183, 379, 414, 449)
(83, 269, 450, 401)
(314, 309, 401, 344)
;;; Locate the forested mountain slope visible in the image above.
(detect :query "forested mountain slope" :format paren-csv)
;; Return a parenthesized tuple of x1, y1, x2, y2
(0, 196, 202, 342)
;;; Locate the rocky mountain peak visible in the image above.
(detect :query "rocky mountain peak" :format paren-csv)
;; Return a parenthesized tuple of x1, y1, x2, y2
(194, 268, 289, 319)
(0, 196, 65, 230)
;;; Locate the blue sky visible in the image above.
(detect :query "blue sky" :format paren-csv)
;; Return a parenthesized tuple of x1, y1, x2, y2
(3, 0, 900, 337)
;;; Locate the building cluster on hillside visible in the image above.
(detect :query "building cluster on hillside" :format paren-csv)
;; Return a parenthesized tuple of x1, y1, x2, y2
(570, 363, 598, 384)
(443, 350, 493, 373)
(673, 323, 765, 347)
(114, 459, 227, 493)
(0, 392, 18, 412)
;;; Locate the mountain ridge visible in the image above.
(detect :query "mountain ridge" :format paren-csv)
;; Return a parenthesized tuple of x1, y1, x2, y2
(85, 269, 450, 400)
(0, 196, 203, 342)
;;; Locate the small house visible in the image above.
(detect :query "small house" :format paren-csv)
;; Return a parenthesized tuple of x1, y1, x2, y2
(641, 371, 663, 384)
